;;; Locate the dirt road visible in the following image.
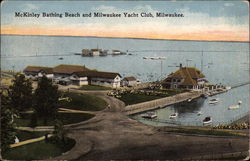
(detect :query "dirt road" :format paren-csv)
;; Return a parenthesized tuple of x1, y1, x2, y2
(54, 89, 249, 160)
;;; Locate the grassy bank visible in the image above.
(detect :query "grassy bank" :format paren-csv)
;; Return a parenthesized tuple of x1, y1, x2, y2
(2, 138, 75, 160)
(59, 92, 107, 111)
(16, 112, 94, 127)
(119, 93, 166, 105)
(79, 85, 112, 90)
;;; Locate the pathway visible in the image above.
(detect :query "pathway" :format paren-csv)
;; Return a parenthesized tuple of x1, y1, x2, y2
(10, 134, 53, 148)
(52, 89, 249, 160)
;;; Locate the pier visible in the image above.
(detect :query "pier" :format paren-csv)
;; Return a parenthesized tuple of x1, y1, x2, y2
(123, 91, 202, 115)
(231, 81, 250, 89)
(123, 81, 250, 116)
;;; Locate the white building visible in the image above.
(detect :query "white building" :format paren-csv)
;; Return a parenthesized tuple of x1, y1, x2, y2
(122, 76, 137, 87)
(71, 71, 122, 88)
(23, 66, 53, 80)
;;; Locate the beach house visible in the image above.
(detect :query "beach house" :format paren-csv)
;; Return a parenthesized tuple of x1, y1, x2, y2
(23, 66, 53, 80)
(122, 76, 137, 87)
(71, 70, 122, 88)
(162, 64, 208, 90)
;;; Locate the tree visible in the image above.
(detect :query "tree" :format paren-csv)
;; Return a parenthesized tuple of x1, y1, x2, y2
(8, 74, 33, 111)
(33, 76, 59, 125)
(53, 119, 66, 143)
(0, 94, 17, 153)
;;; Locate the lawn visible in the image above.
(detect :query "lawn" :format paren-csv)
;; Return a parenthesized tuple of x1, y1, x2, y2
(16, 112, 94, 127)
(118, 93, 167, 105)
(59, 92, 107, 111)
(2, 138, 75, 160)
(79, 85, 112, 90)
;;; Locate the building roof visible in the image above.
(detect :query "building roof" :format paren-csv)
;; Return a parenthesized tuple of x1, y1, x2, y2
(164, 67, 205, 86)
(23, 66, 53, 74)
(123, 76, 136, 81)
(73, 70, 121, 79)
(53, 64, 90, 74)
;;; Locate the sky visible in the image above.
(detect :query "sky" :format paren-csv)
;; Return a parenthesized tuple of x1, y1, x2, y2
(1, 0, 249, 42)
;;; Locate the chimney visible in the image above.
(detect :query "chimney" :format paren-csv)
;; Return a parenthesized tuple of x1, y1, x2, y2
(180, 63, 182, 69)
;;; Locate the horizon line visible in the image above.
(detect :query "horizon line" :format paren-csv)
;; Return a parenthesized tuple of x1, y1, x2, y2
(1, 33, 249, 43)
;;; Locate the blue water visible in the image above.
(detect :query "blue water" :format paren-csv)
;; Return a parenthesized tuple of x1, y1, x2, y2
(1, 35, 249, 126)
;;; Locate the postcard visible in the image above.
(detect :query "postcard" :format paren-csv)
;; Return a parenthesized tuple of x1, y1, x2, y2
(1, 0, 249, 160)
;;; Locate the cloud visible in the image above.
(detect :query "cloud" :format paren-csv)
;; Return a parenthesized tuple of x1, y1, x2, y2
(21, 3, 39, 12)
(224, 3, 234, 7)
(91, 5, 118, 12)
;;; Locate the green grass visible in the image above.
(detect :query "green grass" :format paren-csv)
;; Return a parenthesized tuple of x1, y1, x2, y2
(16, 112, 94, 127)
(2, 138, 75, 160)
(79, 85, 112, 90)
(118, 93, 167, 105)
(166, 128, 247, 137)
(15, 130, 49, 141)
(59, 92, 107, 111)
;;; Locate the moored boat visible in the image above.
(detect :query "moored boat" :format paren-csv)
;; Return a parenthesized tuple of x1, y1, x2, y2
(197, 111, 203, 115)
(203, 116, 212, 124)
(228, 105, 240, 110)
(141, 112, 157, 119)
(169, 113, 178, 119)
(209, 98, 219, 104)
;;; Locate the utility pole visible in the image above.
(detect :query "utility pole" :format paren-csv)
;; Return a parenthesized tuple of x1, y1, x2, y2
(201, 50, 204, 72)
(160, 60, 163, 80)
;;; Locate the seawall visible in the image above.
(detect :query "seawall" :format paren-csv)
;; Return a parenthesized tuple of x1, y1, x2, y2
(123, 91, 202, 115)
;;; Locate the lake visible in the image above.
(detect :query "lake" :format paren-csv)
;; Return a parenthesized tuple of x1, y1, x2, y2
(1, 35, 249, 126)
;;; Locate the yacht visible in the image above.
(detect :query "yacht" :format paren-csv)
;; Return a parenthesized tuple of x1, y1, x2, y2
(228, 101, 242, 110)
(209, 98, 219, 104)
(169, 113, 178, 119)
(197, 111, 203, 115)
(203, 116, 212, 124)
(141, 112, 157, 119)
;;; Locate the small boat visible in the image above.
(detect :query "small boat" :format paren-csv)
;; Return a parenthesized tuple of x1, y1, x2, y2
(187, 98, 192, 102)
(169, 113, 178, 119)
(228, 105, 240, 110)
(58, 57, 63, 60)
(228, 100, 242, 110)
(141, 112, 157, 119)
(209, 98, 219, 104)
(197, 111, 203, 115)
(203, 117, 212, 124)
(143, 56, 166, 60)
(201, 94, 208, 98)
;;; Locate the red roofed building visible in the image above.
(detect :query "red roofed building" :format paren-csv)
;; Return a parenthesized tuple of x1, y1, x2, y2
(162, 64, 208, 90)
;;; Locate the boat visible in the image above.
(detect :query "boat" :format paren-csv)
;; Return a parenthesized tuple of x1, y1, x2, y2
(143, 56, 166, 60)
(203, 116, 212, 124)
(187, 98, 192, 102)
(169, 113, 178, 119)
(58, 57, 63, 60)
(141, 112, 157, 119)
(197, 111, 203, 115)
(209, 98, 219, 104)
(201, 93, 208, 98)
(228, 105, 240, 110)
(228, 100, 242, 110)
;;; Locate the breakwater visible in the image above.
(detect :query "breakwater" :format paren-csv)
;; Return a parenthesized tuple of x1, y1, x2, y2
(123, 91, 202, 115)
